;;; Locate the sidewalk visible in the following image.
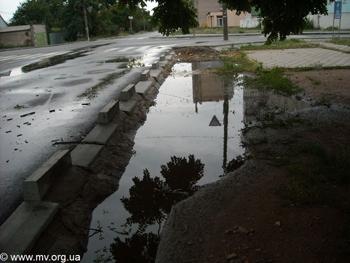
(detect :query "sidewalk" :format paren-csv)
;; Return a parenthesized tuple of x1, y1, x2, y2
(245, 46, 350, 68)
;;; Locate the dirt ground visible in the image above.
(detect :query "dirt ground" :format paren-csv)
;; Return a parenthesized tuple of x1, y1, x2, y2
(156, 47, 350, 263)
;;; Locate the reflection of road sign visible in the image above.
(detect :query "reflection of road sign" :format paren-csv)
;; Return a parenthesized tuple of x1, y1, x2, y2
(334, 1, 342, 19)
(128, 16, 133, 20)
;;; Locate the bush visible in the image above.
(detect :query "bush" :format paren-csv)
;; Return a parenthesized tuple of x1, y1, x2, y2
(303, 18, 315, 30)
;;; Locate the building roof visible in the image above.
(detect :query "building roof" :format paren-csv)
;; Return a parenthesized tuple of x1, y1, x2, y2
(0, 25, 30, 33)
(0, 15, 8, 28)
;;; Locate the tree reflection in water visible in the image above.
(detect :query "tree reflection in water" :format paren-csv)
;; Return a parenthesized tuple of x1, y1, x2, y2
(111, 155, 204, 262)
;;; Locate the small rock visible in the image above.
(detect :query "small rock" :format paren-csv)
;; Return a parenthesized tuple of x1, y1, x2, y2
(275, 221, 281, 227)
(226, 253, 237, 260)
(225, 229, 234, 234)
(237, 226, 250, 234)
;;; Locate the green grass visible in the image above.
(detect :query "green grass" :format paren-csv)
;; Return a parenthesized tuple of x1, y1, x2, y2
(171, 26, 261, 35)
(104, 57, 130, 63)
(327, 37, 350, 47)
(245, 67, 304, 96)
(217, 50, 261, 74)
(13, 104, 27, 109)
(239, 39, 320, 50)
(78, 71, 127, 99)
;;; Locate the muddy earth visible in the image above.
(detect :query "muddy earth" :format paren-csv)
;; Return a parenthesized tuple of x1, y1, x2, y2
(156, 47, 350, 263)
(30, 46, 350, 263)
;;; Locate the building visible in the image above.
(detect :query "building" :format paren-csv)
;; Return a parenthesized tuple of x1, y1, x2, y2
(0, 24, 48, 47)
(308, 0, 350, 29)
(193, 0, 258, 28)
(0, 15, 8, 28)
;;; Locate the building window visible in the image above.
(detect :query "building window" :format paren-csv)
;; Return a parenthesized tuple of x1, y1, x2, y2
(217, 16, 223, 27)
(343, 0, 347, 4)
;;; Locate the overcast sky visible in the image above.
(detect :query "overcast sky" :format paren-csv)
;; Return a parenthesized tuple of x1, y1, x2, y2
(0, 0, 157, 23)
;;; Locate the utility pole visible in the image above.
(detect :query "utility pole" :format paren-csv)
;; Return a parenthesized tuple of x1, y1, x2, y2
(222, 3, 228, 40)
(83, 5, 90, 41)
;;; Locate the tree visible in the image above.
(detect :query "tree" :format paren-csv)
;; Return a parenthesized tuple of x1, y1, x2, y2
(117, 0, 199, 35)
(219, 0, 332, 43)
(10, 0, 53, 27)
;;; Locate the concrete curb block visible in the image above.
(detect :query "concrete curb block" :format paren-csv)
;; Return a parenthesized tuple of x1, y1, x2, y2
(82, 123, 118, 145)
(120, 100, 138, 115)
(120, 83, 136, 101)
(141, 70, 150, 81)
(71, 144, 104, 168)
(0, 201, 59, 255)
(135, 81, 154, 98)
(152, 62, 159, 69)
(150, 69, 163, 80)
(97, 100, 120, 124)
(23, 150, 72, 201)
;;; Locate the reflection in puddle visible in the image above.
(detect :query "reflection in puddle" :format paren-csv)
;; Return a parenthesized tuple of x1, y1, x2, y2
(82, 63, 310, 262)
(0, 67, 24, 77)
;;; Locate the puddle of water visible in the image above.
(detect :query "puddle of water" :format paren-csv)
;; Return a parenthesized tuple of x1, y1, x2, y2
(0, 68, 24, 77)
(82, 63, 245, 261)
(82, 63, 311, 262)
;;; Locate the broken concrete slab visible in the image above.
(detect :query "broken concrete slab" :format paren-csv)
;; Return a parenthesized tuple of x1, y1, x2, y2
(97, 100, 119, 124)
(141, 70, 150, 81)
(71, 144, 104, 168)
(160, 55, 165, 61)
(135, 81, 154, 98)
(23, 150, 72, 201)
(165, 55, 172, 60)
(0, 201, 59, 255)
(82, 123, 118, 145)
(120, 100, 138, 115)
(120, 84, 135, 101)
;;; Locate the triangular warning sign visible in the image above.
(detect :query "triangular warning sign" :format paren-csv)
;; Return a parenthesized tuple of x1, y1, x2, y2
(209, 115, 221, 126)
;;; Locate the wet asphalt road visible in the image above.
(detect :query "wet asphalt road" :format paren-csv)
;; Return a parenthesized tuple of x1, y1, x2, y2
(0, 31, 345, 224)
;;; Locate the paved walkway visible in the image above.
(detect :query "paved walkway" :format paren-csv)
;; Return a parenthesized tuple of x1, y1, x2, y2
(244, 43, 350, 68)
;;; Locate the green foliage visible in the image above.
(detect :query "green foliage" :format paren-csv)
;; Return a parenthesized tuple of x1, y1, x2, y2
(118, 0, 198, 35)
(303, 17, 315, 30)
(10, 0, 54, 26)
(149, 0, 199, 35)
(9, 0, 153, 42)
